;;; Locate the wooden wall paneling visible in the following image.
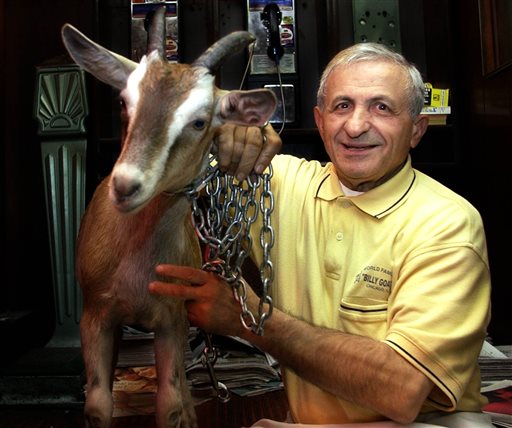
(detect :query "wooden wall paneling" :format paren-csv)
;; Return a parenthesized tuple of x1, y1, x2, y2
(456, 0, 512, 345)
(478, 70, 511, 345)
(399, 0, 427, 75)
(96, 0, 131, 141)
(215, 0, 252, 91)
(179, 0, 216, 64)
(0, 0, 7, 314)
(413, 1, 460, 179)
(479, 0, 512, 76)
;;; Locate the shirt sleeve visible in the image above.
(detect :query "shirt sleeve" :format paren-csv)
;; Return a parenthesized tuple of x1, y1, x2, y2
(384, 242, 491, 411)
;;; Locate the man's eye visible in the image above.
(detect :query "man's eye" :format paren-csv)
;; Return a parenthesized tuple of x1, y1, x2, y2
(335, 102, 349, 110)
(377, 103, 389, 111)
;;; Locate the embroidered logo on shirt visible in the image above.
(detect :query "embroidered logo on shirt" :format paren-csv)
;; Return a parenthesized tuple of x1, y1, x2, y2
(353, 265, 393, 294)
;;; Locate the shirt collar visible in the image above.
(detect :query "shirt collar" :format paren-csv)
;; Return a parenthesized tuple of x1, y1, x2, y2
(315, 156, 416, 219)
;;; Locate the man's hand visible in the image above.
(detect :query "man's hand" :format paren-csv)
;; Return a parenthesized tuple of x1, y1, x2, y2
(214, 123, 282, 181)
(148, 264, 259, 337)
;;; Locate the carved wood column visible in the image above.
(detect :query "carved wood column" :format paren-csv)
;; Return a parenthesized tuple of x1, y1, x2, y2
(34, 63, 88, 348)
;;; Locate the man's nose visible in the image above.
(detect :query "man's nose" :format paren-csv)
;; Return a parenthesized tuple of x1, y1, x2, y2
(344, 108, 371, 137)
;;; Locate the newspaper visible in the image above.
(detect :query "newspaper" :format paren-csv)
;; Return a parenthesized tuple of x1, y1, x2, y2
(110, 326, 282, 417)
(479, 341, 512, 428)
(481, 379, 512, 428)
(479, 341, 512, 383)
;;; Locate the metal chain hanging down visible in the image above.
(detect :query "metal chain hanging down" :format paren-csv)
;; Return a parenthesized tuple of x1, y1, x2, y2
(184, 154, 275, 402)
(185, 154, 275, 335)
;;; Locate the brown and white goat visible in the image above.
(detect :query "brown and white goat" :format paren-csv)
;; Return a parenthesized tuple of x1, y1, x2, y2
(61, 7, 276, 428)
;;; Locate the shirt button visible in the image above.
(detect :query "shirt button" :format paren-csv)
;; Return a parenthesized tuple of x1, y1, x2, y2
(336, 232, 344, 241)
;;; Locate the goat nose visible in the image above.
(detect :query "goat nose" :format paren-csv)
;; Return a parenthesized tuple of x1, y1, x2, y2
(111, 173, 141, 200)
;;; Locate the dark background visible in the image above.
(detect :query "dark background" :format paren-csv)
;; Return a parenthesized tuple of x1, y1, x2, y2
(1, 0, 510, 368)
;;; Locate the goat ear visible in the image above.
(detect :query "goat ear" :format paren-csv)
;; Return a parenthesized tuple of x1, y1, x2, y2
(61, 24, 137, 91)
(218, 89, 277, 127)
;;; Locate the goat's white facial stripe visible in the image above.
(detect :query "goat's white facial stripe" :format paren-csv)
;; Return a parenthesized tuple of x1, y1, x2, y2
(168, 73, 215, 141)
(146, 72, 214, 191)
(161, 72, 215, 155)
(123, 55, 148, 116)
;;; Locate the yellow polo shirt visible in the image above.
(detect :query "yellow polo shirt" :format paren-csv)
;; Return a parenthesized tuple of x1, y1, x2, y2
(249, 154, 491, 424)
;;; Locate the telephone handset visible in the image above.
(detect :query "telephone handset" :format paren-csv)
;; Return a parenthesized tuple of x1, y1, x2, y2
(248, 1, 297, 126)
(260, 3, 284, 63)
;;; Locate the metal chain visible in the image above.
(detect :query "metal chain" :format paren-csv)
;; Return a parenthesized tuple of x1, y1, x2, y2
(199, 330, 231, 403)
(257, 165, 275, 334)
(185, 154, 275, 336)
(183, 155, 274, 401)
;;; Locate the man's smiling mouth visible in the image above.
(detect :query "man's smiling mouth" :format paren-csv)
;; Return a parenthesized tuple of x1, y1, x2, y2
(342, 143, 377, 150)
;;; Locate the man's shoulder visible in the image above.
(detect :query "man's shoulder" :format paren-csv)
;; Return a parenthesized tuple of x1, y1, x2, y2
(270, 155, 334, 202)
(412, 168, 483, 224)
(272, 154, 328, 180)
(414, 169, 475, 205)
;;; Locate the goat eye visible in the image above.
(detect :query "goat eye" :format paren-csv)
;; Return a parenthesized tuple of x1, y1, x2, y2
(119, 98, 127, 111)
(192, 119, 206, 130)
(119, 98, 128, 122)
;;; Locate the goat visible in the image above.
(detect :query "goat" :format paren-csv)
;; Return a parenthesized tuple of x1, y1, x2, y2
(61, 7, 276, 428)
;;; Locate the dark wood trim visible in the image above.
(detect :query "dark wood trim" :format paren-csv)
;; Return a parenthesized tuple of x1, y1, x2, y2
(478, 0, 512, 76)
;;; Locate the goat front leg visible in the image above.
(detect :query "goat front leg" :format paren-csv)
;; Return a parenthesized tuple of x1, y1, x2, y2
(80, 308, 119, 428)
(154, 322, 197, 428)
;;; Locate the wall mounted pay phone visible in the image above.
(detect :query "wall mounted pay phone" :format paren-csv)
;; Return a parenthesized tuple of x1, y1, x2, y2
(246, 0, 298, 128)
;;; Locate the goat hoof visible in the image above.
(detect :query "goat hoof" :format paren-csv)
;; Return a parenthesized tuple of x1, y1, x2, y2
(85, 414, 110, 428)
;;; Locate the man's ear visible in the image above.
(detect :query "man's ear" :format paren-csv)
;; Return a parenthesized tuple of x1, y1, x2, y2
(313, 106, 325, 138)
(411, 115, 429, 149)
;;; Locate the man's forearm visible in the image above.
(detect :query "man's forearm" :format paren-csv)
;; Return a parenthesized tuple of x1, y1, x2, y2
(241, 308, 433, 424)
(148, 265, 433, 423)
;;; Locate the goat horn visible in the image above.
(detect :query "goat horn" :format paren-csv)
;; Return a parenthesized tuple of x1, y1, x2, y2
(146, 5, 166, 57)
(192, 31, 256, 73)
